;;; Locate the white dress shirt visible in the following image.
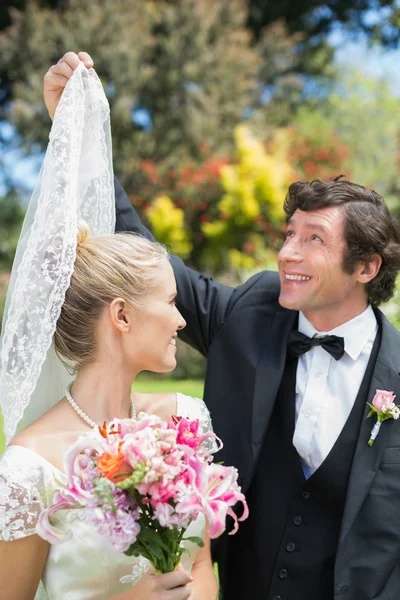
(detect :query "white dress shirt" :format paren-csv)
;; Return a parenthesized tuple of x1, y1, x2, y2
(293, 305, 378, 478)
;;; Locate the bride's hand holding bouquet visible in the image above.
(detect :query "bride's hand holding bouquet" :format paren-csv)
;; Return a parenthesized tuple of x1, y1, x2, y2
(116, 565, 193, 600)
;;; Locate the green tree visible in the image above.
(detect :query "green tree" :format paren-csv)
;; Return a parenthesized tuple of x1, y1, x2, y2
(287, 106, 351, 181)
(248, 0, 400, 46)
(289, 68, 400, 209)
(0, 189, 25, 271)
(0, 189, 25, 325)
(381, 279, 400, 330)
(0, 0, 260, 172)
(325, 69, 400, 205)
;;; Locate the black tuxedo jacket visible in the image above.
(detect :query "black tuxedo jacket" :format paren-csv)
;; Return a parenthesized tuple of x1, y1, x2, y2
(115, 179, 400, 599)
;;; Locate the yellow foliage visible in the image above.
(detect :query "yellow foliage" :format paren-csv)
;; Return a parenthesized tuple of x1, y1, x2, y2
(145, 125, 292, 273)
(201, 225, 279, 272)
(201, 220, 229, 238)
(219, 124, 292, 223)
(147, 195, 192, 258)
(229, 249, 256, 270)
(228, 233, 279, 271)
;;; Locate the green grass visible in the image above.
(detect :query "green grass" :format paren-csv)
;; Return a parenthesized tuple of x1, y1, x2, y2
(0, 379, 204, 455)
(133, 377, 204, 398)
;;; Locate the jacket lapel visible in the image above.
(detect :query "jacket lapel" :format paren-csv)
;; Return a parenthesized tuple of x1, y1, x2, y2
(252, 309, 297, 457)
(338, 311, 400, 547)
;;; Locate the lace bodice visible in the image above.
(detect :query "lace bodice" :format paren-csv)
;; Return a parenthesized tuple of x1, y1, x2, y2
(0, 393, 216, 599)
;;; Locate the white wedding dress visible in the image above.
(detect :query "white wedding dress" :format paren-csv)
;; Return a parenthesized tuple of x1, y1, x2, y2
(0, 393, 216, 599)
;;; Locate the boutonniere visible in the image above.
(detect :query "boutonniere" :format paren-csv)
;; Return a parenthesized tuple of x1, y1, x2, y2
(366, 389, 400, 446)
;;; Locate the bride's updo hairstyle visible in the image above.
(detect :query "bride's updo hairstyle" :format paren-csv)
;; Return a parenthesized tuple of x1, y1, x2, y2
(54, 222, 168, 369)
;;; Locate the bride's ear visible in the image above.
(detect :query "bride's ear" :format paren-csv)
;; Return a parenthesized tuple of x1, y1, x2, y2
(109, 298, 131, 333)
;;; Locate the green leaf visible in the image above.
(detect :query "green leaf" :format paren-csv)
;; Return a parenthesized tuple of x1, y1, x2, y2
(124, 545, 142, 557)
(382, 413, 394, 422)
(149, 544, 164, 560)
(183, 536, 205, 548)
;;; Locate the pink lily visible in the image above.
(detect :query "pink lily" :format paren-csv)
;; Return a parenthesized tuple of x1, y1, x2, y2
(168, 416, 222, 454)
(177, 457, 249, 538)
(63, 435, 103, 504)
(36, 490, 79, 544)
(178, 418, 201, 448)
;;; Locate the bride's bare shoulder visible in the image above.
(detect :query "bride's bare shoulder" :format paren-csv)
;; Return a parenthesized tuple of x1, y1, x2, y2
(132, 390, 178, 422)
(9, 398, 84, 470)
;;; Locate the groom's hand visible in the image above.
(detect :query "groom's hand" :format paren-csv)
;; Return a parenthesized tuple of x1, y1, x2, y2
(44, 51, 93, 120)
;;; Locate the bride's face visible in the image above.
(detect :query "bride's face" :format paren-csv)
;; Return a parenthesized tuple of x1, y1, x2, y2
(122, 260, 186, 374)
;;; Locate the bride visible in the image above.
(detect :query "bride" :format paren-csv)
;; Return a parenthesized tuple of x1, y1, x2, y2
(0, 53, 218, 599)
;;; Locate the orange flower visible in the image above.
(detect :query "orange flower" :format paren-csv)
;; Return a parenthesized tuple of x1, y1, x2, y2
(97, 446, 132, 482)
(99, 421, 108, 439)
(98, 422, 122, 440)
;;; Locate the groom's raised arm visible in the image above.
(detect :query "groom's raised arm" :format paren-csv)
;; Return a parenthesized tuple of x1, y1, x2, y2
(114, 178, 234, 357)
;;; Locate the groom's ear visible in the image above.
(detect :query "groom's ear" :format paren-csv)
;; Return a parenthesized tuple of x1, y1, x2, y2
(109, 298, 130, 333)
(356, 253, 382, 284)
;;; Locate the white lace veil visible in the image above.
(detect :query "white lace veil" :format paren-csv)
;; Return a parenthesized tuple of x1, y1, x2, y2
(0, 63, 115, 445)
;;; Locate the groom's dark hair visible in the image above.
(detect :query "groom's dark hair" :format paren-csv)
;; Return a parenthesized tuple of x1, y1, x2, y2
(283, 176, 400, 306)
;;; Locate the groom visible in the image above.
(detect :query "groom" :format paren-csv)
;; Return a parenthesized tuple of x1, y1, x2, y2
(115, 177, 400, 600)
(46, 54, 400, 600)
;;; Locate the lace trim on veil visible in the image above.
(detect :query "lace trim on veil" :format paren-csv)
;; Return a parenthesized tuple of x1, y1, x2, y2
(0, 63, 115, 445)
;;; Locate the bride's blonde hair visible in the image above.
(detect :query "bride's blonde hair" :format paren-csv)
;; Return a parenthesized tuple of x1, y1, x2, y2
(54, 222, 168, 369)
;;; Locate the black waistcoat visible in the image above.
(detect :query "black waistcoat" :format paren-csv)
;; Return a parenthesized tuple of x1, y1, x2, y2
(218, 331, 381, 600)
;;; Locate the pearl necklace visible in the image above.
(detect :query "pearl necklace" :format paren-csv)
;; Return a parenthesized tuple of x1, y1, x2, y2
(65, 384, 137, 429)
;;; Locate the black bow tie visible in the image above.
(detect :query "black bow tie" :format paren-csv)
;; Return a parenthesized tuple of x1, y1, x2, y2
(287, 330, 345, 361)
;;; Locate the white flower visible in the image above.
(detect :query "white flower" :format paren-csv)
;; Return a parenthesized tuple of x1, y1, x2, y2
(390, 406, 400, 420)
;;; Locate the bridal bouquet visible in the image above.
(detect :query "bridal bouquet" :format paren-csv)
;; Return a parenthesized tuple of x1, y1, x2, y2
(37, 413, 248, 573)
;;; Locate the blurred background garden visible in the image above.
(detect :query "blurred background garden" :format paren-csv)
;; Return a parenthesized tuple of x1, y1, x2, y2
(2, 0, 400, 451)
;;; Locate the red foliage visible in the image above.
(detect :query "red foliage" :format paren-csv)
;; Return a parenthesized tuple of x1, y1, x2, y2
(127, 157, 227, 266)
(125, 148, 297, 270)
(288, 130, 351, 181)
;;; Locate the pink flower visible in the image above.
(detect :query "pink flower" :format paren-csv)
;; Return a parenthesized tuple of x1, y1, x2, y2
(63, 436, 103, 504)
(176, 457, 249, 538)
(149, 480, 177, 503)
(90, 507, 141, 552)
(168, 415, 220, 455)
(372, 390, 396, 412)
(176, 418, 201, 449)
(153, 502, 191, 529)
(36, 408, 249, 573)
(368, 390, 399, 446)
(36, 490, 79, 544)
(123, 430, 158, 464)
(134, 413, 165, 432)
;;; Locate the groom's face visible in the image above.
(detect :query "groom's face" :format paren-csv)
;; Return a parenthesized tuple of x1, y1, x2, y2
(277, 207, 366, 329)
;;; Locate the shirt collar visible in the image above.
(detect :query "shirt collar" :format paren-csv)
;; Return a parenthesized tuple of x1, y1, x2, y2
(298, 305, 378, 361)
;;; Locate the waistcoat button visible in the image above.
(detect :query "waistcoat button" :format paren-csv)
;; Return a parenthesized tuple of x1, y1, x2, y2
(302, 491, 311, 500)
(293, 515, 303, 525)
(272, 596, 282, 600)
(286, 542, 296, 552)
(279, 568, 288, 579)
